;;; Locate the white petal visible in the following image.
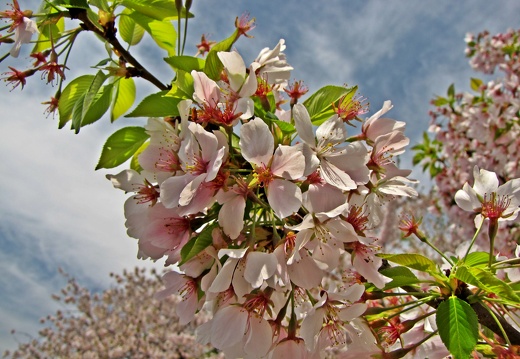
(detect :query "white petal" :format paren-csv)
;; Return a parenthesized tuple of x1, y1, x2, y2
(267, 179, 302, 218)
(192, 70, 220, 107)
(211, 306, 248, 349)
(320, 159, 357, 191)
(338, 303, 367, 322)
(300, 308, 324, 351)
(271, 145, 306, 179)
(293, 104, 315, 146)
(316, 115, 347, 146)
(219, 194, 246, 239)
(473, 166, 499, 196)
(218, 51, 246, 92)
(106, 169, 145, 192)
(208, 258, 238, 293)
(244, 315, 273, 357)
(454, 183, 480, 212)
(244, 252, 278, 288)
(288, 252, 324, 289)
(240, 118, 274, 166)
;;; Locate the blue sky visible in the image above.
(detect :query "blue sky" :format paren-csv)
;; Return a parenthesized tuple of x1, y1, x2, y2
(0, 0, 519, 352)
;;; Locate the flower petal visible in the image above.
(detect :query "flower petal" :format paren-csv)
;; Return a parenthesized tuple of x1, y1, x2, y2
(240, 118, 274, 166)
(267, 179, 302, 218)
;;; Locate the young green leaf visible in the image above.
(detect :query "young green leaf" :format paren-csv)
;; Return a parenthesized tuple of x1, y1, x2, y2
(179, 223, 218, 265)
(128, 12, 177, 56)
(303, 85, 355, 125)
(462, 252, 490, 268)
(70, 71, 112, 132)
(79, 83, 114, 128)
(96, 127, 150, 170)
(58, 75, 95, 128)
(378, 253, 440, 276)
(436, 296, 478, 359)
(130, 141, 149, 172)
(203, 30, 239, 80)
(164, 56, 205, 73)
(119, 11, 145, 46)
(121, 0, 193, 20)
(380, 266, 421, 290)
(447, 83, 455, 98)
(32, 17, 65, 53)
(88, 0, 110, 11)
(454, 265, 520, 303)
(470, 77, 483, 92)
(125, 91, 182, 117)
(111, 77, 136, 122)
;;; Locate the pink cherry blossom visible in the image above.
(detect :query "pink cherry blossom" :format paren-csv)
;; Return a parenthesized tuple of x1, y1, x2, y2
(455, 166, 520, 228)
(160, 121, 227, 215)
(293, 103, 369, 190)
(155, 271, 203, 325)
(240, 117, 305, 218)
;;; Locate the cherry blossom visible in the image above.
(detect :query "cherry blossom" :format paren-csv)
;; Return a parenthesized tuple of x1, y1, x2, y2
(160, 121, 228, 215)
(240, 117, 306, 218)
(293, 103, 369, 190)
(455, 166, 520, 228)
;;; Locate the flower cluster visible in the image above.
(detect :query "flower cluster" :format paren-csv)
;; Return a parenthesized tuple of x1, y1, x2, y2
(108, 40, 416, 357)
(427, 28, 520, 255)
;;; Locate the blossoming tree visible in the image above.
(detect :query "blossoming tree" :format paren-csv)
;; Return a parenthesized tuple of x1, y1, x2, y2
(3, 268, 222, 358)
(2, 1, 520, 358)
(415, 28, 520, 256)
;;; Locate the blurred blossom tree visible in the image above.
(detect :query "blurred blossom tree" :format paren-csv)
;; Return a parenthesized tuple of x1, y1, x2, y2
(415, 28, 520, 256)
(2, 0, 520, 358)
(3, 268, 222, 358)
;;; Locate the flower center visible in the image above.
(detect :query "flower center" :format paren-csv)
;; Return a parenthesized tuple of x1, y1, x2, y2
(255, 164, 274, 186)
(481, 192, 512, 219)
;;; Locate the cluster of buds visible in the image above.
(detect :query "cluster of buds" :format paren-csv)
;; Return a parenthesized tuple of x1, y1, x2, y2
(108, 39, 417, 357)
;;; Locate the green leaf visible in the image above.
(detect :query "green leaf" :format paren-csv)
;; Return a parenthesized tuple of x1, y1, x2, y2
(128, 11, 177, 56)
(303, 85, 356, 125)
(380, 266, 421, 290)
(165, 70, 193, 99)
(58, 75, 95, 128)
(273, 119, 295, 134)
(96, 126, 149, 170)
(164, 55, 205, 72)
(121, 0, 193, 20)
(111, 77, 136, 122)
(33, 17, 65, 53)
(432, 96, 449, 107)
(88, 0, 110, 11)
(454, 265, 520, 303)
(378, 253, 440, 275)
(174, 70, 194, 97)
(447, 83, 455, 98)
(180, 223, 218, 265)
(126, 91, 181, 117)
(204, 30, 239, 80)
(81, 83, 114, 127)
(93, 58, 111, 67)
(130, 141, 149, 172)
(56, 0, 89, 9)
(463, 252, 490, 268)
(71, 71, 111, 132)
(119, 11, 145, 46)
(470, 77, 483, 92)
(436, 296, 478, 359)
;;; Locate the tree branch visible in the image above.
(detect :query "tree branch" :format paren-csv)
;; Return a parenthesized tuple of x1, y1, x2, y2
(71, 8, 169, 91)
